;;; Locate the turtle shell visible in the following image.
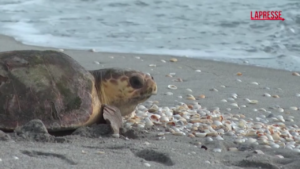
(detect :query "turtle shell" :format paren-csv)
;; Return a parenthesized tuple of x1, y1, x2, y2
(0, 50, 101, 131)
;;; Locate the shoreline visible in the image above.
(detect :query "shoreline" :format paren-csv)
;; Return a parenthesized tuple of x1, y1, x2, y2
(1, 33, 300, 169)
(1, 34, 299, 72)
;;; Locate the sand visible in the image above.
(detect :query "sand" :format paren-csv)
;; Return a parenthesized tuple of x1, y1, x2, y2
(1, 34, 300, 169)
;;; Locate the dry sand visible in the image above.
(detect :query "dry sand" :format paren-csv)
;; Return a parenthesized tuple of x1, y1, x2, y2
(1, 34, 300, 169)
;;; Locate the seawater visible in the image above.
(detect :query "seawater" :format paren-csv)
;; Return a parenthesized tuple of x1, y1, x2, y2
(0, 0, 300, 70)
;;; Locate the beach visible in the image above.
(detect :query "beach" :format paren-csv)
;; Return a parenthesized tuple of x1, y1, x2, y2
(1, 34, 300, 169)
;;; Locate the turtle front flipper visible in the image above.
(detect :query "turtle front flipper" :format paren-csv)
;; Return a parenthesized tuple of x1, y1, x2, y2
(102, 105, 122, 138)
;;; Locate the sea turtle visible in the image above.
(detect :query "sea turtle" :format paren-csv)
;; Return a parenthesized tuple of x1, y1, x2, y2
(0, 50, 157, 136)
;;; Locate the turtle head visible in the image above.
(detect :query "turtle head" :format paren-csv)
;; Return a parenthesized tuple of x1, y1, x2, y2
(90, 68, 157, 116)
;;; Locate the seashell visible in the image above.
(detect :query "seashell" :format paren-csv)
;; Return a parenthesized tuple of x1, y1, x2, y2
(150, 114, 161, 122)
(290, 107, 298, 111)
(165, 92, 173, 96)
(275, 155, 284, 159)
(186, 95, 196, 100)
(251, 82, 259, 85)
(220, 85, 226, 88)
(145, 118, 154, 128)
(170, 58, 178, 62)
(94, 61, 100, 65)
(173, 78, 183, 82)
(210, 88, 218, 92)
(195, 70, 201, 72)
(212, 148, 222, 153)
(161, 59, 166, 63)
(186, 88, 193, 92)
(194, 132, 207, 137)
(89, 48, 96, 52)
(231, 93, 238, 99)
(236, 78, 242, 82)
(292, 72, 300, 76)
(221, 99, 227, 103)
(160, 116, 169, 123)
(157, 132, 165, 136)
(135, 56, 141, 59)
(236, 72, 242, 76)
(215, 135, 224, 141)
(58, 49, 64, 52)
(247, 138, 257, 144)
(188, 133, 195, 138)
(137, 123, 145, 129)
(254, 150, 264, 154)
(263, 93, 271, 97)
(206, 137, 213, 142)
(168, 85, 177, 90)
(144, 162, 151, 167)
(227, 98, 235, 102)
(230, 103, 239, 108)
(272, 95, 280, 98)
(228, 147, 238, 152)
(148, 104, 159, 112)
(240, 105, 246, 108)
(198, 95, 206, 99)
(149, 64, 157, 67)
(278, 108, 284, 113)
(234, 138, 246, 144)
(246, 99, 258, 104)
(173, 131, 185, 136)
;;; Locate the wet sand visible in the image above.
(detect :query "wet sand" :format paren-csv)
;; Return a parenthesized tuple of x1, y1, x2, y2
(0, 34, 300, 169)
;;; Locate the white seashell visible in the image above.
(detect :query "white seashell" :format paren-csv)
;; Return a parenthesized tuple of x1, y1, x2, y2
(94, 61, 100, 65)
(89, 48, 96, 52)
(290, 107, 298, 111)
(251, 82, 259, 85)
(213, 120, 223, 126)
(168, 85, 177, 90)
(144, 162, 151, 167)
(165, 92, 173, 96)
(195, 70, 201, 72)
(253, 109, 258, 112)
(206, 137, 213, 142)
(278, 108, 284, 113)
(234, 138, 246, 144)
(161, 60, 166, 63)
(195, 132, 207, 137)
(112, 133, 120, 138)
(220, 85, 226, 88)
(270, 143, 280, 148)
(135, 56, 141, 59)
(228, 147, 238, 152)
(186, 88, 193, 92)
(231, 93, 238, 98)
(149, 64, 156, 67)
(145, 118, 154, 128)
(212, 148, 222, 153)
(230, 103, 239, 108)
(137, 123, 145, 129)
(263, 93, 271, 97)
(247, 99, 258, 104)
(240, 105, 246, 108)
(221, 99, 227, 103)
(227, 98, 236, 102)
(236, 79, 242, 82)
(160, 116, 169, 123)
(210, 88, 218, 92)
(215, 135, 224, 141)
(247, 138, 257, 144)
(58, 49, 64, 52)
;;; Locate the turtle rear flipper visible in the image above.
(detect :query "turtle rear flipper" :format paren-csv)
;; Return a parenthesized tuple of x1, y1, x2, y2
(102, 105, 122, 138)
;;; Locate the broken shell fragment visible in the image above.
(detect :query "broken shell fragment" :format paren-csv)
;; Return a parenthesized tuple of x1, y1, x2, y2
(170, 58, 178, 62)
(149, 64, 156, 67)
(236, 72, 242, 76)
(168, 85, 177, 90)
(186, 95, 196, 100)
(292, 72, 300, 76)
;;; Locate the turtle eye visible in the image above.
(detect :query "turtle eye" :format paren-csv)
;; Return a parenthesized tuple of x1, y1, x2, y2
(130, 76, 143, 89)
